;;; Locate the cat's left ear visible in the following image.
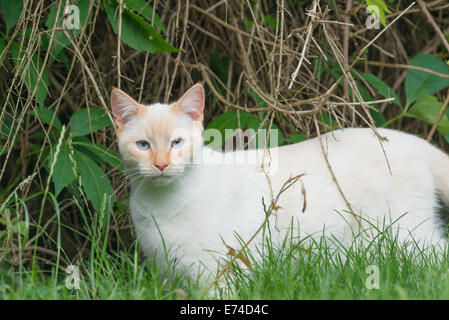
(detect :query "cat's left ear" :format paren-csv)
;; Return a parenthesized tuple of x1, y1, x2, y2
(173, 83, 204, 121)
(111, 88, 143, 129)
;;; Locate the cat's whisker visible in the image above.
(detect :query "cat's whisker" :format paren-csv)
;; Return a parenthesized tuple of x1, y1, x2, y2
(113, 172, 141, 187)
(125, 171, 142, 178)
(123, 168, 140, 176)
(115, 173, 145, 193)
(107, 167, 142, 187)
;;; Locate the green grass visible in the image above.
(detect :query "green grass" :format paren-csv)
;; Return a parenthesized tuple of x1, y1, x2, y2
(2, 221, 449, 299)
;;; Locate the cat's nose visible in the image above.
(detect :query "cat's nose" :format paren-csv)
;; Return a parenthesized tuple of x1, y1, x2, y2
(154, 162, 169, 172)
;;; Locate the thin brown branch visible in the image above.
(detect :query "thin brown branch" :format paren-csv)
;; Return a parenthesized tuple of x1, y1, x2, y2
(417, 0, 449, 54)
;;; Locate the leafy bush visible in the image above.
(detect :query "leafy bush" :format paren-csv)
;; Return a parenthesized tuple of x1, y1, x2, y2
(0, 0, 449, 298)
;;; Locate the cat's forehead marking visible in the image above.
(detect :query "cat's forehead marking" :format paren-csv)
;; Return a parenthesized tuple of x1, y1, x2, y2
(142, 104, 175, 139)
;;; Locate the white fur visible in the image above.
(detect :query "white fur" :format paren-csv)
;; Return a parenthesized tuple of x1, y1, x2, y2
(113, 89, 449, 282)
(126, 126, 449, 281)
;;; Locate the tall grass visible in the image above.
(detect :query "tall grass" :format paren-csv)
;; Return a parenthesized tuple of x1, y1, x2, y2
(2, 201, 449, 300)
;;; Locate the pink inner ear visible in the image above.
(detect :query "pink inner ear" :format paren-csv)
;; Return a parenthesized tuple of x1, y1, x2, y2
(177, 84, 204, 121)
(111, 89, 140, 128)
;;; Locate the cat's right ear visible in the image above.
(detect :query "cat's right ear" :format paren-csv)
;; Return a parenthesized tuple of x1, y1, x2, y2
(111, 88, 142, 129)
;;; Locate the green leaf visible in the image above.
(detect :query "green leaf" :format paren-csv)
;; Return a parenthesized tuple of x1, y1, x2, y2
(318, 111, 339, 131)
(264, 15, 277, 29)
(244, 19, 253, 32)
(0, 0, 23, 33)
(10, 42, 49, 106)
(123, 0, 166, 34)
(76, 0, 93, 29)
(329, 60, 343, 82)
(0, 144, 7, 156)
(27, 106, 62, 131)
(369, 108, 386, 127)
(0, 38, 6, 66)
(247, 85, 268, 109)
(205, 111, 262, 149)
(72, 137, 123, 170)
(0, 108, 18, 154)
(268, 123, 284, 147)
(44, 0, 92, 63)
(73, 150, 114, 213)
(405, 54, 449, 108)
(205, 111, 283, 148)
(358, 72, 401, 107)
(45, 3, 70, 49)
(286, 133, 307, 144)
(353, 81, 386, 127)
(45, 0, 92, 35)
(51, 143, 76, 197)
(209, 52, 229, 84)
(69, 108, 112, 137)
(9, 221, 29, 237)
(104, 0, 179, 53)
(408, 95, 449, 136)
(0, 108, 14, 139)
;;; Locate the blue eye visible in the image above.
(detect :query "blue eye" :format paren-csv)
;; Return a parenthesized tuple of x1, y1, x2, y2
(171, 138, 183, 148)
(136, 140, 150, 150)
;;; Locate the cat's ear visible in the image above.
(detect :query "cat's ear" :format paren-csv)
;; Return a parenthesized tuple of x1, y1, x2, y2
(111, 88, 143, 129)
(173, 83, 204, 121)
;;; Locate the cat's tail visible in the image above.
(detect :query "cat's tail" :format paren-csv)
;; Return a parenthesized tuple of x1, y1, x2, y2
(429, 144, 449, 205)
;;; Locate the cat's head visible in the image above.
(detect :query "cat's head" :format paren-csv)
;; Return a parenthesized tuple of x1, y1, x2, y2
(111, 83, 204, 186)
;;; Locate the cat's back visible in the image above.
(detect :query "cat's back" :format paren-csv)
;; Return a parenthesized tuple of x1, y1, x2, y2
(273, 127, 431, 174)
(277, 127, 426, 156)
(262, 127, 437, 216)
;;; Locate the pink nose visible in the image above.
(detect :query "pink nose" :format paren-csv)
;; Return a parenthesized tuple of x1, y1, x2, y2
(154, 162, 169, 172)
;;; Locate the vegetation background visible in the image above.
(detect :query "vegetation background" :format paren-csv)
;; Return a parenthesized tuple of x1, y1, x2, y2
(1, 0, 449, 299)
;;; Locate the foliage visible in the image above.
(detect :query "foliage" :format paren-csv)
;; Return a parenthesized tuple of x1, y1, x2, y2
(104, 0, 178, 53)
(1, 0, 449, 300)
(0, 0, 176, 217)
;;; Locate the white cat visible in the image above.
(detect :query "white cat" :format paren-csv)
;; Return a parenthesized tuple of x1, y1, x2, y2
(111, 83, 449, 282)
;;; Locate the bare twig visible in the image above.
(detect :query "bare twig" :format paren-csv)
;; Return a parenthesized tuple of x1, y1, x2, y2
(288, 0, 319, 89)
(417, 0, 449, 54)
(366, 61, 449, 79)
